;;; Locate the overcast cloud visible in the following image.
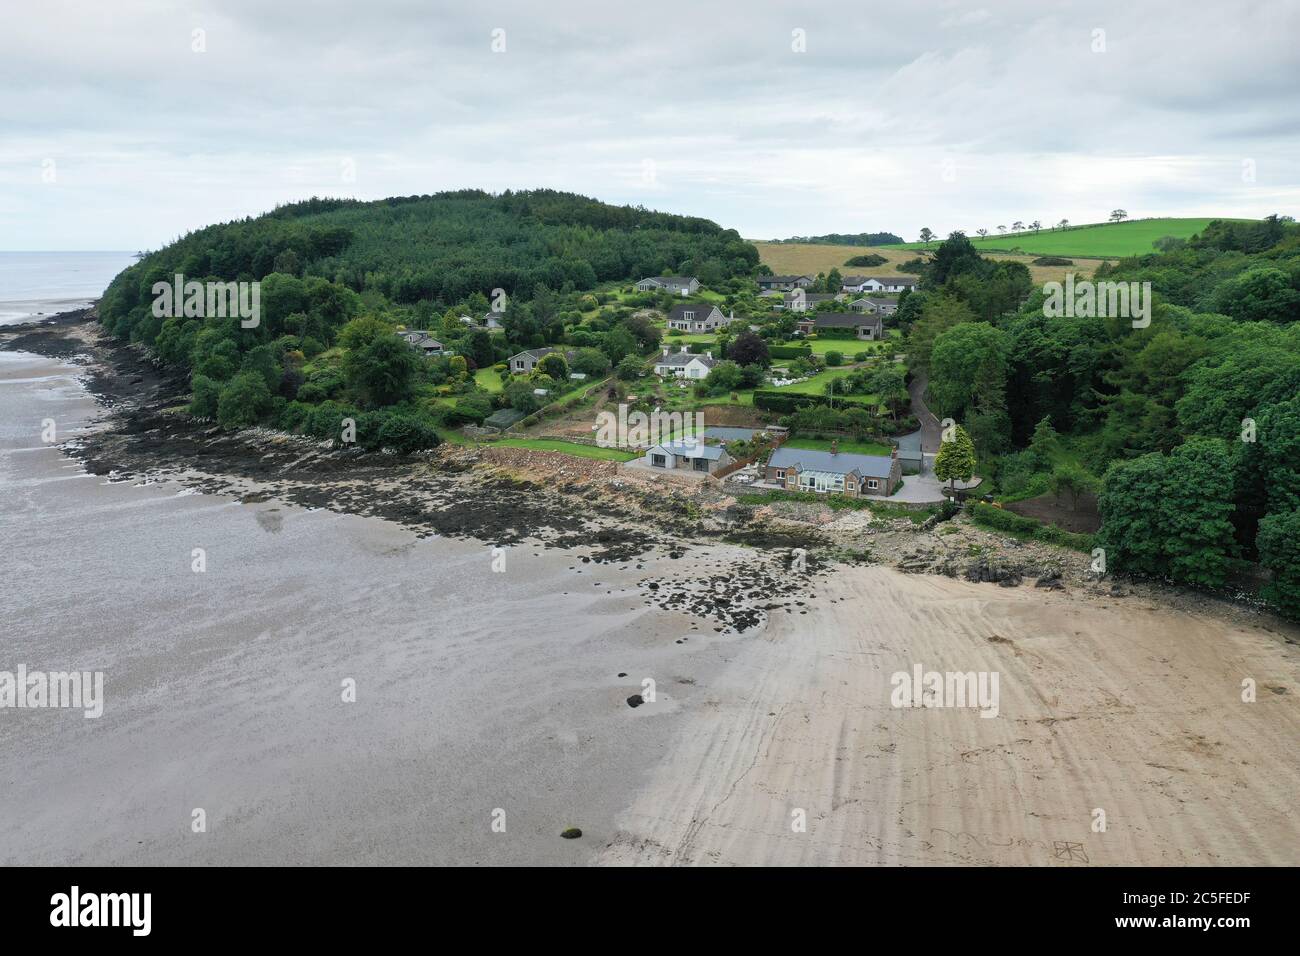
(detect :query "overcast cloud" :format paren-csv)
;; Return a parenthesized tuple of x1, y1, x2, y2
(2, 0, 1298, 250)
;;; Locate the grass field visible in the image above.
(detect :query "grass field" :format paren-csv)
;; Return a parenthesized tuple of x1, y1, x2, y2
(474, 367, 504, 393)
(783, 436, 892, 456)
(752, 240, 1106, 285)
(771, 368, 877, 404)
(492, 438, 638, 461)
(882, 217, 1248, 258)
(801, 336, 890, 357)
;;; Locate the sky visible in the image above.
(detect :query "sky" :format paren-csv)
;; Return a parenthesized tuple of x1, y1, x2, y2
(2, 0, 1298, 251)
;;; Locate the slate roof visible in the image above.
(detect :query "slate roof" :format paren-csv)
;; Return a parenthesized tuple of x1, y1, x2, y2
(810, 312, 882, 330)
(653, 440, 726, 461)
(667, 303, 723, 323)
(656, 350, 716, 369)
(768, 446, 894, 478)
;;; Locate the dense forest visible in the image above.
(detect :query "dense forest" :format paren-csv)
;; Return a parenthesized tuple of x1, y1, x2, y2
(905, 217, 1300, 618)
(97, 189, 760, 451)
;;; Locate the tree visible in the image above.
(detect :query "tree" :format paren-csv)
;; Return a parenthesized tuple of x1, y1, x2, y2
(919, 228, 935, 246)
(376, 415, 441, 454)
(536, 352, 569, 381)
(997, 225, 1007, 235)
(934, 425, 976, 492)
(572, 347, 612, 377)
(1030, 220, 1042, 233)
(189, 374, 221, 418)
(216, 372, 273, 429)
(906, 294, 977, 372)
(1257, 509, 1300, 621)
(1047, 463, 1099, 510)
(727, 330, 770, 367)
(1057, 219, 1069, 230)
(1012, 221, 1024, 233)
(615, 354, 644, 380)
(929, 322, 1010, 421)
(343, 334, 418, 407)
(1109, 209, 1128, 222)
(504, 378, 543, 413)
(825, 350, 844, 366)
(1097, 438, 1238, 588)
(976, 228, 988, 239)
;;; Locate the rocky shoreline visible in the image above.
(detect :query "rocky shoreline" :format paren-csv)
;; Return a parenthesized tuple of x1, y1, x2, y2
(2, 311, 1291, 640)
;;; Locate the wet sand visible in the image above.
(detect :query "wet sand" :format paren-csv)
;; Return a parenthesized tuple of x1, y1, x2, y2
(601, 566, 1300, 865)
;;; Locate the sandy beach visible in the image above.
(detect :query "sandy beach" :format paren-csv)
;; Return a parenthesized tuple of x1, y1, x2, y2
(602, 566, 1300, 866)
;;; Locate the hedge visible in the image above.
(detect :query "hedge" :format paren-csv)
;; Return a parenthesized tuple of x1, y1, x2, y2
(752, 390, 834, 413)
(968, 502, 1094, 552)
(769, 345, 813, 360)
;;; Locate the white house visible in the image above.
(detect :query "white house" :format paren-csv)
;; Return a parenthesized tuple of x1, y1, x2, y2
(646, 439, 732, 475)
(666, 303, 738, 332)
(636, 276, 700, 294)
(841, 275, 920, 294)
(654, 348, 717, 379)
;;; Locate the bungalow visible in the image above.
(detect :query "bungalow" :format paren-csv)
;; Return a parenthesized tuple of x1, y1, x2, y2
(765, 444, 902, 497)
(849, 297, 898, 315)
(654, 348, 717, 379)
(757, 274, 814, 292)
(666, 303, 738, 332)
(395, 330, 446, 355)
(779, 291, 841, 312)
(636, 275, 700, 295)
(646, 439, 732, 475)
(507, 346, 577, 374)
(482, 312, 505, 330)
(795, 312, 884, 340)
(842, 275, 920, 294)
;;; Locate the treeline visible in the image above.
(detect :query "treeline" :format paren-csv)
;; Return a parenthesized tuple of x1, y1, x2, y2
(909, 219, 1300, 617)
(769, 232, 903, 246)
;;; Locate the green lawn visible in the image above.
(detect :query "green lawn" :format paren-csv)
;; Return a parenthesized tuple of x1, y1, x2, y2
(492, 438, 638, 462)
(474, 368, 504, 393)
(783, 436, 892, 456)
(882, 217, 1252, 258)
(771, 368, 878, 404)
(801, 337, 888, 357)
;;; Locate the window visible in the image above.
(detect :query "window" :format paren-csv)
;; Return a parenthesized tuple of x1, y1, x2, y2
(683, 311, 695, 320)
(651, 454, 666, 468)
(774, 469, 785, 479)
(693, 458, 709, 472)
(515, 360, 524, 369)
(867, 479, 879, 490)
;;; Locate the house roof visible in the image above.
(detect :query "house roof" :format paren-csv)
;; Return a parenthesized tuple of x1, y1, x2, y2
(483, 408, 528, 429)
(857, 275, 919, 285)
(784, 292, 839, 304)
(667, 303, 722, 323)
(641, 275, 696, 285)
(653, 440, 726, 461)
(704, 426, 759, 441)
(851, 297, 896, 307)
(759, 274, 812, 283)
(397, 330, 443, 348)
(656, 350, 716, 368)
(811, 312, 882, 329)
(768, 446, 894, 478)
(508, 346, 577, 363)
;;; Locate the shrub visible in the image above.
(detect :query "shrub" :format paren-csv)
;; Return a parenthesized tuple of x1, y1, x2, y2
(189, 374, 221, 418)
(376, 414, 441, 454)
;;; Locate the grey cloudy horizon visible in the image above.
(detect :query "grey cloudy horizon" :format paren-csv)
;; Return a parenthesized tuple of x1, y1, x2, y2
(2, 0, 1298, 251)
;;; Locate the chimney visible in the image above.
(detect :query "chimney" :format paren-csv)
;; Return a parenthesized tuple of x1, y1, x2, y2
(706, 351, 712, 360)
(891, 447, 898, 459)
(831, 438, 839, 455)
(662, 346, 669, 357)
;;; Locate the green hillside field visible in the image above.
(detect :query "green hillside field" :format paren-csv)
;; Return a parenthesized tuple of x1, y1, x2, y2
(883, 218, 1254, 259)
